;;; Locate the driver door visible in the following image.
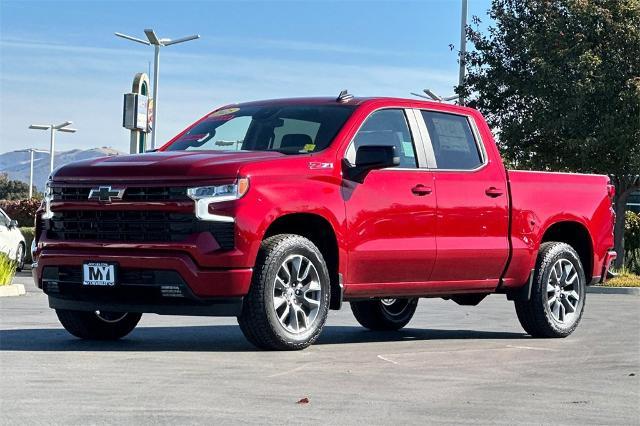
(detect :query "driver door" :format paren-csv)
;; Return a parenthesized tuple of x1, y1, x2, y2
(343, 109, 437, 295)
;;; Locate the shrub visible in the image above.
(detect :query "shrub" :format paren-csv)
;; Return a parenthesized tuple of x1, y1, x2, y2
(0, 198, 41, 227)
(0, 252, 17, 286)
(624, 211, 640, 274)
(20, 227, 35, 263)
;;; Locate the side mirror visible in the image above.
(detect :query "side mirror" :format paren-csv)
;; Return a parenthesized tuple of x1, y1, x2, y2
(344, 145, 400, 182)
(9, 219, 18, 228)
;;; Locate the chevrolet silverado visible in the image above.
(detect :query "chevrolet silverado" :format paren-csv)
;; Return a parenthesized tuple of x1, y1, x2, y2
(33, 94, 617, 350)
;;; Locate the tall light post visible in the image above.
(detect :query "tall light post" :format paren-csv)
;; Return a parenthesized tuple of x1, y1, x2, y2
(15, 148, 48, 198)
(411, 0, 469, 105)
(115, 29, 200, 149)
(28, 121, 77, 173)
(458, 0, 468, 105)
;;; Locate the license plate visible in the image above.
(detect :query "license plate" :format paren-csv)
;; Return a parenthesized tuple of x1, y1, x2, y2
(82, 262, 117, 286)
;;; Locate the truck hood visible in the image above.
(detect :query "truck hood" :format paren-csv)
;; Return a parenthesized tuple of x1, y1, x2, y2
(52, 151, 286, 183)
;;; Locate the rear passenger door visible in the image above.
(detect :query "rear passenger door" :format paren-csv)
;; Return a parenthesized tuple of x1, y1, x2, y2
(418, 110, 509, 289)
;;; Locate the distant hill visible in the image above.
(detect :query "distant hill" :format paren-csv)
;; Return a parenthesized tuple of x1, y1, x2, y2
(0, 147, 124, 191)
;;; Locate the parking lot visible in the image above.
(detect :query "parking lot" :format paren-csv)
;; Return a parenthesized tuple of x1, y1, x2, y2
(1, 271, 638, 425)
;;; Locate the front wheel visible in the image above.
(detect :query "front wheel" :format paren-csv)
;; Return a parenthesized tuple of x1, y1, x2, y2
(56, 309, 142, 340)
(514, 242, 586, 338)
(350, 298, 418, 331)
(238, 234, 331, 350)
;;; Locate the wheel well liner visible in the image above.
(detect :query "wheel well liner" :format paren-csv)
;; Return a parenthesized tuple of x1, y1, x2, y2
(540, 221, 593, 283)
(263, 213, 341, 309)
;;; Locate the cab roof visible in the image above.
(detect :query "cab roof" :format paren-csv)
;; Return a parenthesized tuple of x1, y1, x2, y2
(220, 96, 478, 115)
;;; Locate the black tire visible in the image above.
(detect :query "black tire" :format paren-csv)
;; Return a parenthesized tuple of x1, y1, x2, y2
(56, 310, 142, 340)
(238, 234, 331, 350)
(15, 243, 25, 272)
(514, 242, 586, 338)
(350, 298, 418, 331)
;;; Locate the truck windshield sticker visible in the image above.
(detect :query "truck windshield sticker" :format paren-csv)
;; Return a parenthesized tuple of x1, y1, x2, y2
(303, 144, 316, 152)
(205, 114, 235, 122)
(179, 133, 207, 142)
(209, 107, 240, 117)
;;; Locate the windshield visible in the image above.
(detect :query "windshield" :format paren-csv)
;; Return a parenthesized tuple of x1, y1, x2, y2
(166, 104, 356, 154)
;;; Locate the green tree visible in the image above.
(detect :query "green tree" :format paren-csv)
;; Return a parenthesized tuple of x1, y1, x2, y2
(0, 173, 38, 200)
(460, 0, 640, 267)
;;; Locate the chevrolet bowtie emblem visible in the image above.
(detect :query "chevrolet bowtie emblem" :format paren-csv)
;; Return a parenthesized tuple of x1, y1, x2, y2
(88, 186, 125, 203)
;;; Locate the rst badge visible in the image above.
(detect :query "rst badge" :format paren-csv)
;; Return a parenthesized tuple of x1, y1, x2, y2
(83, 262, 116, 286)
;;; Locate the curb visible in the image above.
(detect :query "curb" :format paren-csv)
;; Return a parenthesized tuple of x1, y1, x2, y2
(587, 286, 640, 295)
(0, 284, 26, 297)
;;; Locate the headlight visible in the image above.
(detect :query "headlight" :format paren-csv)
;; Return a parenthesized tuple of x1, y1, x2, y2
(42, 180, 53, 220)
(187, 178, 249, 222)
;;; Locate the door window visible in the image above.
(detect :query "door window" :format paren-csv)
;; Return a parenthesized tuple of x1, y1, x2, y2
(421, 111, 483, 170)
(349, 109, 418, 168)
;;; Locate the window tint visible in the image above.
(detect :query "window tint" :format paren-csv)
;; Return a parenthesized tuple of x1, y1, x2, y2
(272, 118, 320, 149)
(352, 109, 418, 168)
(421, 111, 483, 170)
(0, 210, 8, 227)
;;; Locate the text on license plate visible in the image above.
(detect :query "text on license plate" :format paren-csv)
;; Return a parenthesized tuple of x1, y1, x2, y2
(83, 262, 116, 286)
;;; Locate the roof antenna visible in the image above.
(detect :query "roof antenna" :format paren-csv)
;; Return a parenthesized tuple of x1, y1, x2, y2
(410, 89, 458, 102)
(336, 89, 354, 103)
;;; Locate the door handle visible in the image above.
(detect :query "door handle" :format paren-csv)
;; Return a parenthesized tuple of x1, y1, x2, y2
(411, 184, 432, 196)
(485, 187, 504, 198)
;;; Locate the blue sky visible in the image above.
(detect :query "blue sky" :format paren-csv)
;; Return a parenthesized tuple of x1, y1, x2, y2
(0, 0, 492, 153)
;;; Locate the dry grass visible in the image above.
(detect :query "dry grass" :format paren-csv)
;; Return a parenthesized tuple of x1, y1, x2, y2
(604, 272, 640, 287)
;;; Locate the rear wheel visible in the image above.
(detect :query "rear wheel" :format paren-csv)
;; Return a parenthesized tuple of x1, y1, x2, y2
(350, 298, 418, 331)
(238, 234, 331, 350)
(56, 309, 141, 340)
(514, 242, 586, 338)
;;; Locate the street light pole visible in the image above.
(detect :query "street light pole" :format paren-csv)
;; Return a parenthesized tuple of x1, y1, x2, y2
(15, 148, 48, 198)
(49, 127, 56, 172)
(151, 44, 161, 148)
(115, 29, 200, 149)
(29, 149, 34, 198)
(458, 0, 468, 106)
(29, 121, 77, 174)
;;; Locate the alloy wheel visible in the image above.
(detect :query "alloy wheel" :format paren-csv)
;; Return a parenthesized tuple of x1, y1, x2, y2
(546, 259, 581, 323)
(273, 254, 322, 334)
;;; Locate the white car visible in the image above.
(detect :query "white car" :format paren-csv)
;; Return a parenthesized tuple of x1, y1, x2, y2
(0, 208, 26, 271)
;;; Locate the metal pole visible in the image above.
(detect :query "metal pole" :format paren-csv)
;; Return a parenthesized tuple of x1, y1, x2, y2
(458, 0, 468, 106)
(151, 44, 160, 149)
(49, 127, 56, 173)
(29, 150, 34, 198)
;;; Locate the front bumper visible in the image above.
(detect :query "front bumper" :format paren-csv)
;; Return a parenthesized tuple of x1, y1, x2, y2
(33, 249, 253, 316)
(47, 295, 243, 317)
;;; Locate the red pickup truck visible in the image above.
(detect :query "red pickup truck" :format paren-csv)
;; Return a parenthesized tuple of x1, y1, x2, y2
(33, 95, 617, 350)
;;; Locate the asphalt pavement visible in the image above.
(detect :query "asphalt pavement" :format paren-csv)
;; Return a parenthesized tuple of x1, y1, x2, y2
(1, 271, 638, 425)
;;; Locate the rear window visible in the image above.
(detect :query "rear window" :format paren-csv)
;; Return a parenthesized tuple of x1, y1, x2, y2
(421, 111, 483, 170)
(166, 105, 355, 154)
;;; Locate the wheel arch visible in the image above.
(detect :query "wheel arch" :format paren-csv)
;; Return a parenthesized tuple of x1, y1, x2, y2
(263, 212, 342, 309)
(539, 220, 594, 283)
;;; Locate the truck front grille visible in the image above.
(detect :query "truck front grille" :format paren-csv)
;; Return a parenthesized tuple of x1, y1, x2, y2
(45, 210, 235, 249)
(52, 186, 189, 202)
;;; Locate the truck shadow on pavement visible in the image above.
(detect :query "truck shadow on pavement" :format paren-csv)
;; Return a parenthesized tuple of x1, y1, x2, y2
(0, 326, 527, 352)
